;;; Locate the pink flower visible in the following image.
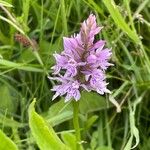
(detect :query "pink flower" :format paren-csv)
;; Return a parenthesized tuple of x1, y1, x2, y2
(50, 14, 113, 102)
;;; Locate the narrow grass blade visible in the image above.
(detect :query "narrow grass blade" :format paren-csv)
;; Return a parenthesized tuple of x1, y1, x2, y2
(83, 0, 105, 17)
(61, 0, 68, 35)
(0, 59, 43, 72)
(0, 15, 25, 35)
(103, 0, 139, 43)
(124, 96, 143, 149)
(0, 1, 13, 7)
(0, 114, 24, 128)
(133, 0, 150, 19)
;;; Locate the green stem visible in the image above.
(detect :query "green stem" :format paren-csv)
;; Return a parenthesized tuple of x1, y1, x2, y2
(73, 101, 81, 150)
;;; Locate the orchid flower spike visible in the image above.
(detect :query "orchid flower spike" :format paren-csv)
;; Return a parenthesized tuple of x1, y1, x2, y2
(50, 14, 113, 102)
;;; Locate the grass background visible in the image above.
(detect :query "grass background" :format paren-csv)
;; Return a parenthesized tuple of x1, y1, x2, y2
(0, 0, 150, 149)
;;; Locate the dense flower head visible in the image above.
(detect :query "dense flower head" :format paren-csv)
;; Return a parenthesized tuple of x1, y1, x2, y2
(50, 14, 113, 102)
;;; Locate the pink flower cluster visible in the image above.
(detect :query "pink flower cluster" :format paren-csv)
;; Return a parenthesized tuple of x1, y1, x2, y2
(49, 14, 113, 102)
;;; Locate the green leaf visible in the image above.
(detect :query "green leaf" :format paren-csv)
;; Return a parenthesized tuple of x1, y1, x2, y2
(0, 59, 43, 72)
(90, 131, 98, 150)
(44, 91, 111, 127)
(103, 0, 139, 43)
(96, 146, 113, 150)
(61, 133, 76, 150)
(61, 132, 84, 150)
(85, 115, 99, 130)
(44, 100, 73, 127)
(79, 91, 111, 114)
(124, 96, 142, 150)
(0, 15, 25, 35)
(0, 84, 18, 113)
(28, 99, 70, 150)
(44, 92, 111, 126)
(0, 130, 18, 150)
(83, 0, 105, 17)
(0, 1, 13, 7)
(18, 49, 36, 62)
(90, 131, 113, 150)
(0, 114, 24, 128)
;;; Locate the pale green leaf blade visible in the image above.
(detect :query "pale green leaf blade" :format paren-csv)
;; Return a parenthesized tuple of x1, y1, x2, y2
(28, 99, 70, 150)
(0, 130, 18, 150)
(124, 96, 142, 149)
(0, 15, 25, 35)
(0, 1, 13, 7)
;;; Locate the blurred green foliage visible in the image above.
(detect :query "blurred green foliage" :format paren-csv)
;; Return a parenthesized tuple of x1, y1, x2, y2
(0, 0, 150, 149)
